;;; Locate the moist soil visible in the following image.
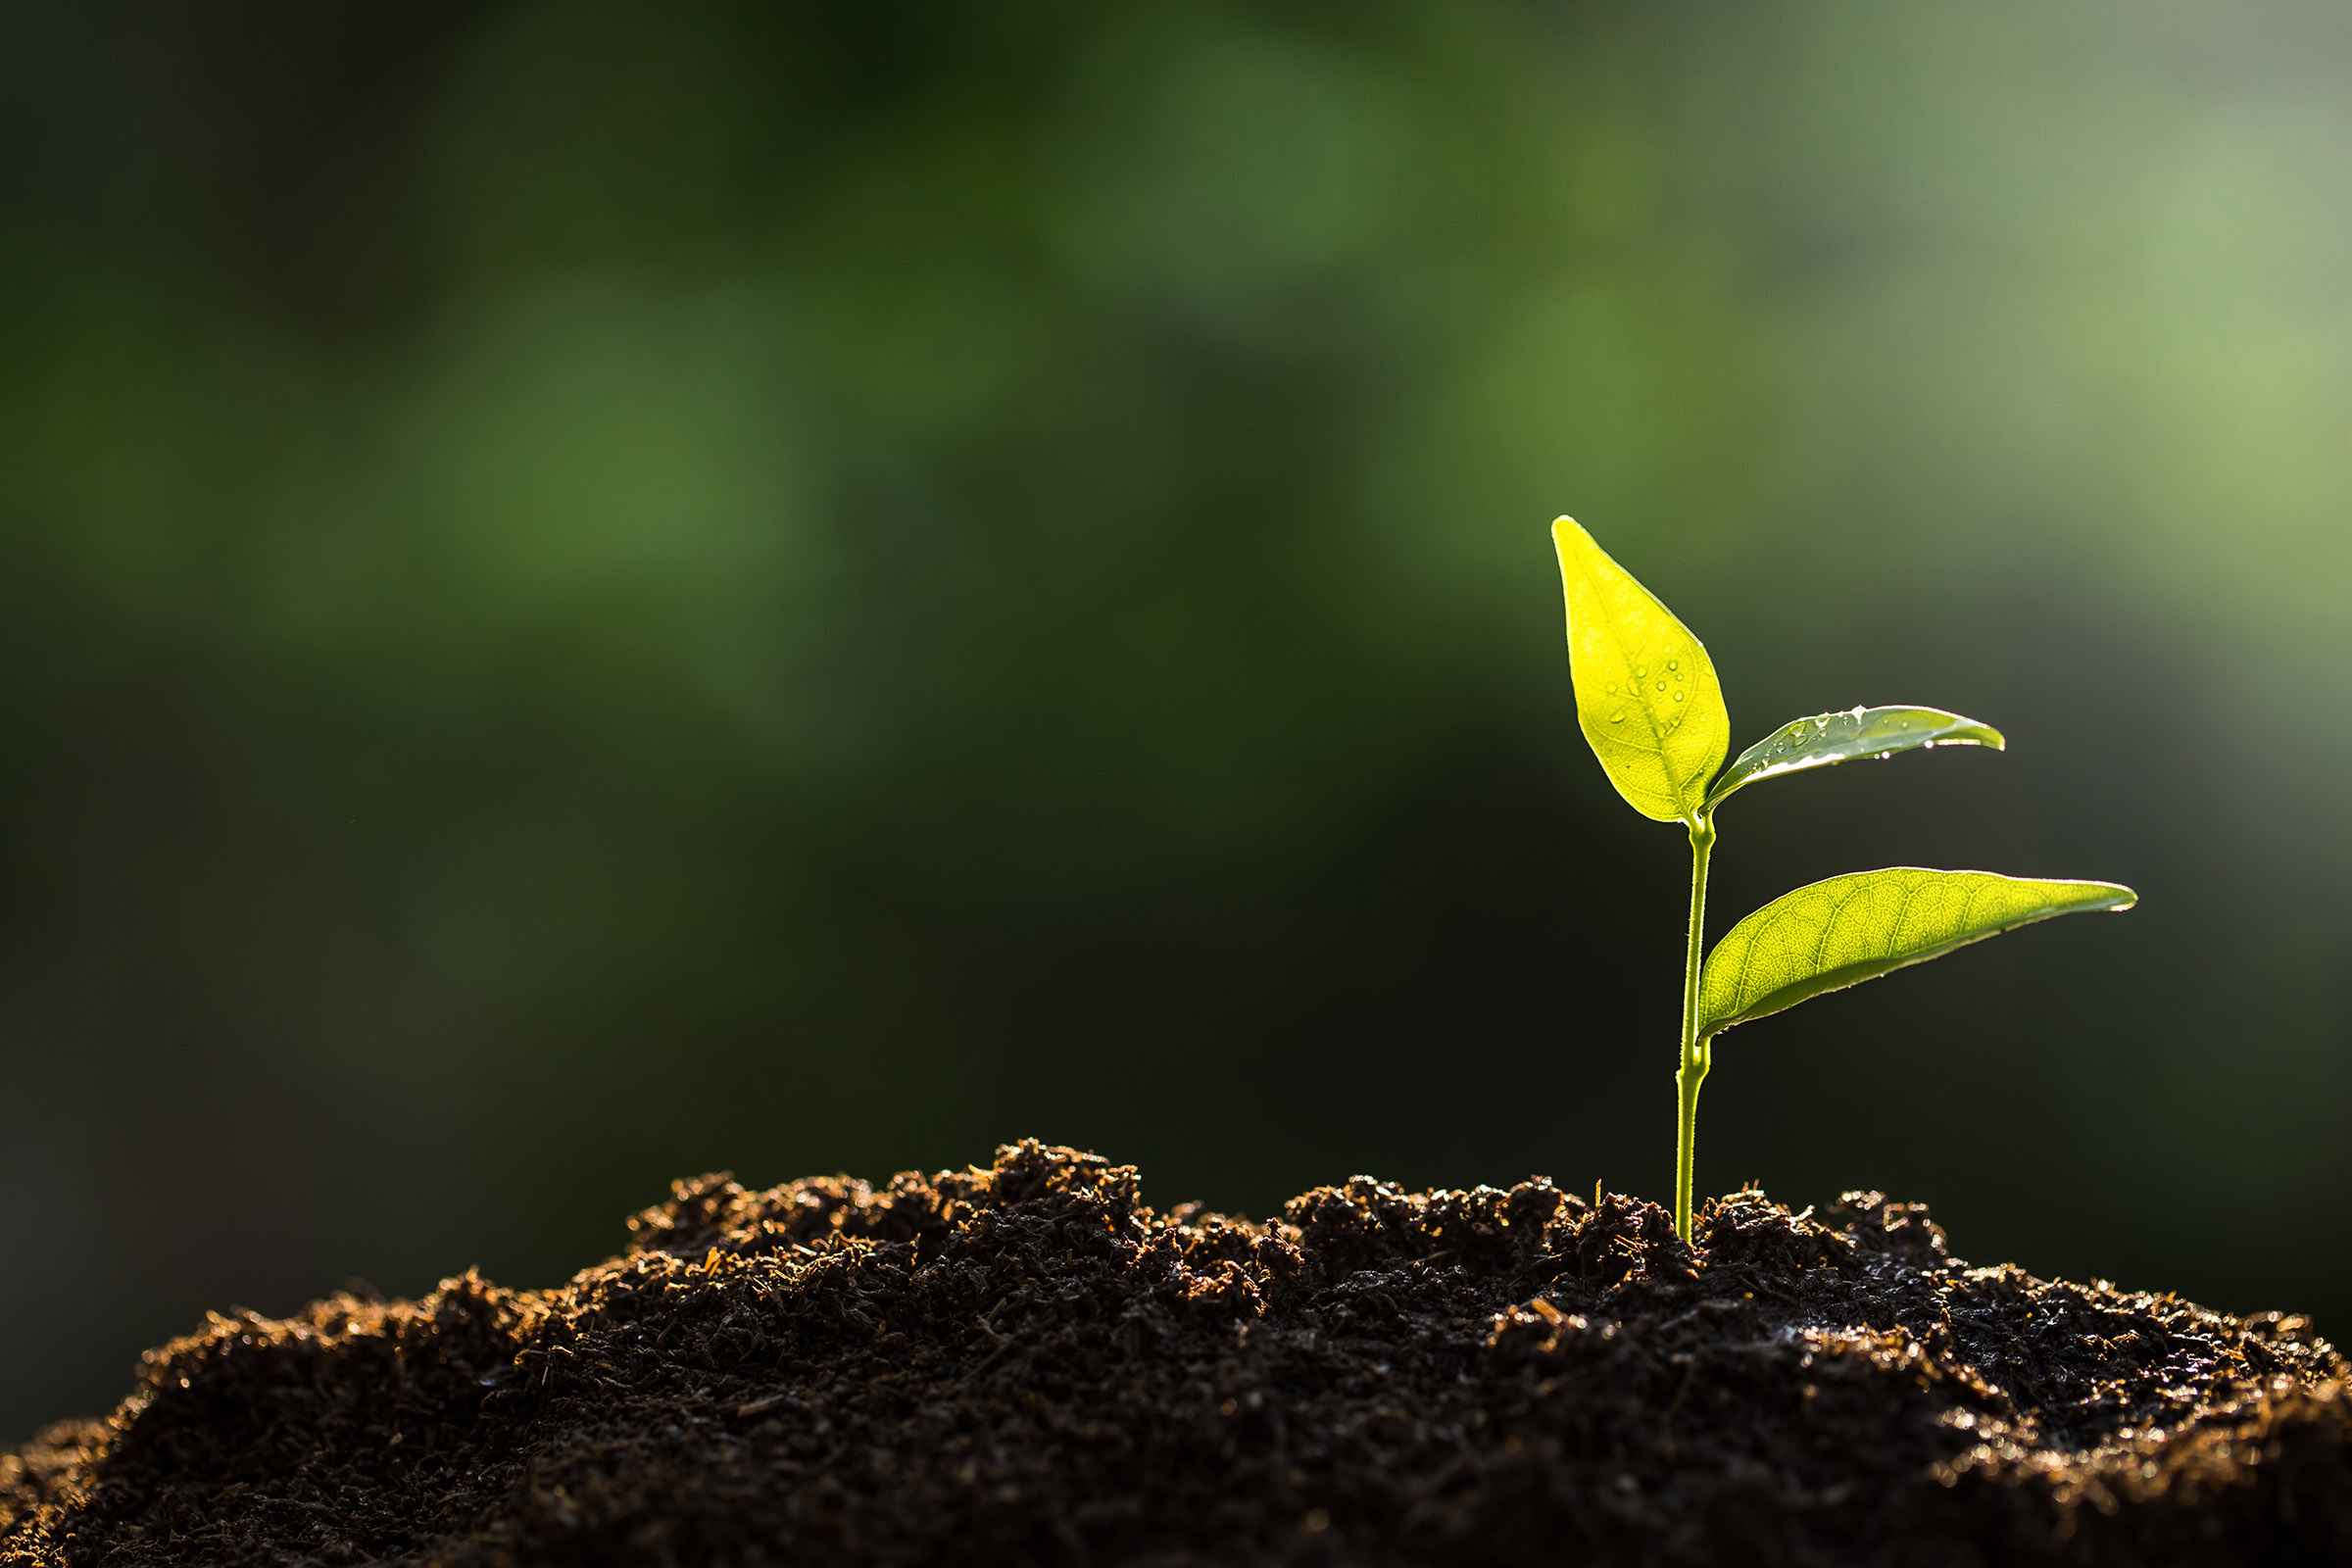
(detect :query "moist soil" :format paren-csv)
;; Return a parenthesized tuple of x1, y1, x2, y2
(3, 1143, 2347, 1567)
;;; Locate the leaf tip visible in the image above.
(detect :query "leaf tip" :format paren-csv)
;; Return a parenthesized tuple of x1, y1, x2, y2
(1924, 722, 2004, 752)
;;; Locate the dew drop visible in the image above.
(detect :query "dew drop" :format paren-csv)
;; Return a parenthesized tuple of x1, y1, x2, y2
(1674, 691, 1685, 702)
(1674, 670, 1684, 681)
(1609, 711, 1627, 724)
(1604, 681, 1618, 694)
(1656, 681, 1667, 691)
(1667, 660, 1678, 670)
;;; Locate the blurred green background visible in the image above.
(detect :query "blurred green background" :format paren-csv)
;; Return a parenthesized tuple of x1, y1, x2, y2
(5, 0, 2350, 1440)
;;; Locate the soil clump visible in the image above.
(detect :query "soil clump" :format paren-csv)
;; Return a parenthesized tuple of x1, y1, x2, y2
(3, 1141, 2347, 1566)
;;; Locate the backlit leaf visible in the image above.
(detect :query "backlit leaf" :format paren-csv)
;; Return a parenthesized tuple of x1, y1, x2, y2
(1704, 706, 2003, 811)
(1551, 516, 1730, 823)
(1697, 868, 2135, 1039)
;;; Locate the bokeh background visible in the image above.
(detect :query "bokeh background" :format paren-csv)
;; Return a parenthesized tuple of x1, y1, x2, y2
(5, 0, 2350, 1440)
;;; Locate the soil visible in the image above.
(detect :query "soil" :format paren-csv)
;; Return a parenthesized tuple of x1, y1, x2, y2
(3, 1142, 2347, 1567)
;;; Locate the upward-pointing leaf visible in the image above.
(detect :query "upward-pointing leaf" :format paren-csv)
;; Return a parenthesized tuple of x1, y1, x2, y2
(1697, 868, 2135, 1040)
(1704, 706, 2003, 812)
(1551, 517, 1730, 823)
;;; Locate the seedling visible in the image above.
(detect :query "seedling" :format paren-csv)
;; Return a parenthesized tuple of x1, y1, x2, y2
(1551, 517, 2135, 1240)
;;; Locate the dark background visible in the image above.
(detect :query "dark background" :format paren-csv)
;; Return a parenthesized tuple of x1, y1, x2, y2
(5, 0, 2349, 1442)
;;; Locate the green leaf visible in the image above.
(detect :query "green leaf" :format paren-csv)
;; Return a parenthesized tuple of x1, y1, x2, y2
(1551, 516, 1730, 823)
(1704, 706, 2004, 811)
(1698, 868, 2136, 1039)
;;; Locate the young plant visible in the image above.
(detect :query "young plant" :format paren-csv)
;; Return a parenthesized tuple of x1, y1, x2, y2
(1551, 517, 2135, 1240)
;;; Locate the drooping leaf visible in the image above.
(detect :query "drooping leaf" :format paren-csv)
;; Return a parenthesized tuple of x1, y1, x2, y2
(1551, 516, 1730, 823)
(1697, 868, 2135, 1039)
(1704, 706, 2003, 811)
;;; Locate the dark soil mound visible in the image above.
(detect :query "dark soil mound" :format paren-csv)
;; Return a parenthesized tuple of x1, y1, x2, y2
(4, 1142, 2347, 1566)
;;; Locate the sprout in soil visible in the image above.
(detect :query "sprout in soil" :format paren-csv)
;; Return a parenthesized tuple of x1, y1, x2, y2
(1551, 517, 2136, 1241)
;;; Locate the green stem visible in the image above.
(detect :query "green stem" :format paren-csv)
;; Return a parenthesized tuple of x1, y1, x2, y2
(1676, 812, 1715, 1242)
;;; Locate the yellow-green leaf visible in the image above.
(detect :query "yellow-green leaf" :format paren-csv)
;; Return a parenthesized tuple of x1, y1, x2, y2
(1551, 516, 1729, 823)
(1704, 706, 2003, 812)
(1698, 868, 2136, 1039)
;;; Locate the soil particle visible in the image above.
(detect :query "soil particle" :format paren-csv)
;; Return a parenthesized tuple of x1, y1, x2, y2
(4, 1141, 2346, 1566)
